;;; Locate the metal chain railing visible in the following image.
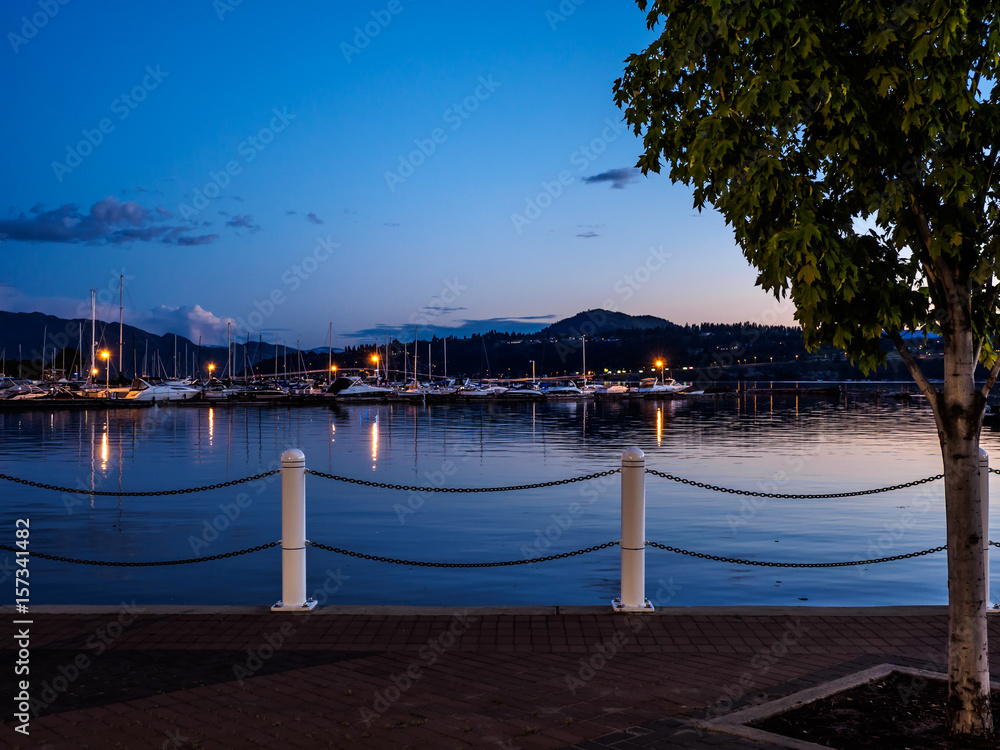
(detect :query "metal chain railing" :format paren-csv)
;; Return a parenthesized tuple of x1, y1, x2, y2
(646, 540, 947, 567)
(304, 468, 620, 493)
(0, 542, 279, 566)
(646, 468, 943, 499)
(0, 470, 279, 497)
(306, 539, 619, 567)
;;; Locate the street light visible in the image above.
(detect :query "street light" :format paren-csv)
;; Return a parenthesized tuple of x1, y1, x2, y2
(655, 359, 664, 384)
(208, 363, 215, 380)
(101, 350, 110, 388)
(529, 360, 535, 384)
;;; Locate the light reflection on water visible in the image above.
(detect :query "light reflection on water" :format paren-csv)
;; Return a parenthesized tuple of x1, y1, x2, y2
(1, 393, 997, 607)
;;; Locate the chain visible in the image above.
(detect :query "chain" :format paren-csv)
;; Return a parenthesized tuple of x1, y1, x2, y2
(306, 539, 619, 566)
(991, 468, 1000, 476)
(646, 540, 947, 567)
(646, 468, 943, 499)
(304, 468, 620, 493)
(0, 470, 279, 497)
(0, 542, 279, 566)
(992, 541, 1000, 548)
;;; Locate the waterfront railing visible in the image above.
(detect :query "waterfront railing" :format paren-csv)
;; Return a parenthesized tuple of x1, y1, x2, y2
(2, 450, 996, 611)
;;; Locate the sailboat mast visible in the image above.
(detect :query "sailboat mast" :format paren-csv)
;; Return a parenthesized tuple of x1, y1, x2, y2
(444, 337, 447, 381)
(118, 274, 124, 380)
(90, 289, 96, 382)
(582, 335, 586, 388)
(328, 322, 332, 380)
(413, 328, 418, 386)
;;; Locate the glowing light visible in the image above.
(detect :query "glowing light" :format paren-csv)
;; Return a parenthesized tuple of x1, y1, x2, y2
(100, 429, 109, 471)
(371, 419, 379, 466)
(208, 407, 214, 444)
(656, 406, 663, 446)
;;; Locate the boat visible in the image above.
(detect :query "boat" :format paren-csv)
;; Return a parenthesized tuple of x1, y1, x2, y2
(123, 378, 201, 401)
(233, 382, 288, 400)
(325, 376, 393, 401)
(633, 377, 690, 396)
(500, 384, 545, 399)
(540, 380, 585, 397)
(201, 378, 238, 401)
(457, 381, 508, 398)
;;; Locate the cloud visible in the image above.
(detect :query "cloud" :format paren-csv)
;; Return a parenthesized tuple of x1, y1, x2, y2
(583, 167, 641, 189)
(225, 214, 261, 232)
(0, 197, 221, 246)
(421, 305, 467, 313)
(306, 212, 324, 224)
(286, 210, 297, 215)
(577, 231, 599, 238)
(130, 304, 233, 345)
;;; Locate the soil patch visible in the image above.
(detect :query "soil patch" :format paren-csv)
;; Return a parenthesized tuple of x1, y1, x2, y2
(751, 672, 999, 749)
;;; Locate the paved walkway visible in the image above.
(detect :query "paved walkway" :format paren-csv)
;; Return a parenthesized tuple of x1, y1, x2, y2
(2, 605, 997, 749)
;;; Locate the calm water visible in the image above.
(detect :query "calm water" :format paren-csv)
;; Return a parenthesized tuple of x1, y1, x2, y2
(2, 392, 998, 607)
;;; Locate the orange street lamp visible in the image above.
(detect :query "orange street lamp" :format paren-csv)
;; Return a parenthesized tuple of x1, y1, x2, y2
(101, 350, 110, 386)
(655, 359, 665, 384)
(208, 364, 216, 379)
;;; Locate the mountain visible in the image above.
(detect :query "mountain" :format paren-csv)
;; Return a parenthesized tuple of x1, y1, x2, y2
(0, 310, 288, 379)
(539, 309, 677, 337)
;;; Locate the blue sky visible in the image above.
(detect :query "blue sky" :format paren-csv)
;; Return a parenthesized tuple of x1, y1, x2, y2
(0, 0, 796, 348)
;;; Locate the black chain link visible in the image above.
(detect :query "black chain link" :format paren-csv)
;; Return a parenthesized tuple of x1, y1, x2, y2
(992, 541, 1000, 548)
(0, 470, 279, 497)
(646, 468, 943, 499)
(0, 542, 279, 566)
(306, 539, 619, 566)
(304, 468, 620, 493)
(990, 468, 1000, 476)
(646, 540, 947, 567)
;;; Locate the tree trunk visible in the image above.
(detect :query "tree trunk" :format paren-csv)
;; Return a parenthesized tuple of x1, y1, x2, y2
(937, 324, 994, 736)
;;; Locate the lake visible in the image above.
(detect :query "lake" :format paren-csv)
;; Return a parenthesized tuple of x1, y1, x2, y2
(2, 388, 998, 607)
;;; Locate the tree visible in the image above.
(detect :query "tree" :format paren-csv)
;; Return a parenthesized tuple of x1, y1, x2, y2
(614, 0, 999, 737)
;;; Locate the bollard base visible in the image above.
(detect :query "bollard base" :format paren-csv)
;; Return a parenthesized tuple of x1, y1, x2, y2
(270, 598, 318, 613)
(611, 596, 654, 613)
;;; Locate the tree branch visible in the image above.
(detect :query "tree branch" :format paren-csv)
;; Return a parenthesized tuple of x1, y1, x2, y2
(889, 331, 940, 404)
(980, 337, 1000, 399)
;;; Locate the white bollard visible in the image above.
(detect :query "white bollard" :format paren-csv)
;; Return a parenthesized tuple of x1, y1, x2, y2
(980, 448, 991, 607)
(271, 448, 317, 613)
(613, 447, 653, 612)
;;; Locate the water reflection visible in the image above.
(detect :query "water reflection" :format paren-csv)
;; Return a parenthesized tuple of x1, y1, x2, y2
(1, 393, 993, 607)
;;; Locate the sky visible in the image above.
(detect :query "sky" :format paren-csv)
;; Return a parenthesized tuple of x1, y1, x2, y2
(0, 0, 797, 348)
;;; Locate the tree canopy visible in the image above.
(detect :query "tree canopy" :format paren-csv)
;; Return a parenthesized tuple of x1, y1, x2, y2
(615, 0, 999, 374)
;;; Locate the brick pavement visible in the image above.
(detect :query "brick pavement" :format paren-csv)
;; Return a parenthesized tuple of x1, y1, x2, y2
(2, 605, 997, 749)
